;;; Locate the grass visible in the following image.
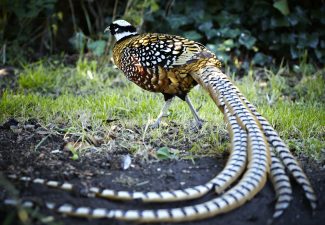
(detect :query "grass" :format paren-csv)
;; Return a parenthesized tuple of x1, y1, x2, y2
(0, 58, 324, 160)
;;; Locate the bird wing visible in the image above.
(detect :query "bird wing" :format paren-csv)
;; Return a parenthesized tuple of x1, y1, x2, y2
(126, 33, 214, 69)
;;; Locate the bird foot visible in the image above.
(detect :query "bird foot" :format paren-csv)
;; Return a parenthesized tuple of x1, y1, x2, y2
(150, 121, 161, 129)
(189, 118, 205, 131)
(150, 113, 170, 129)
(196, 119, 205, 129)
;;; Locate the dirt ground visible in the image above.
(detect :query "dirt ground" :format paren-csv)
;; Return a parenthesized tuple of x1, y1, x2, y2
(0, 119, 324, 225)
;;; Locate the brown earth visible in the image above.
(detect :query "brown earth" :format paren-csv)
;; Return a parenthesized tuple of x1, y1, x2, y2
(0, 119, 324, 225)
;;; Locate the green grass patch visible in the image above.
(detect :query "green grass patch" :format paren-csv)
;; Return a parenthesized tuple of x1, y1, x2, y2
(0, 60, 324, 160)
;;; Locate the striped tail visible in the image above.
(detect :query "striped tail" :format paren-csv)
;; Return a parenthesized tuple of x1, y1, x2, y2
(192, 65, 316, 213)
(237, 94, 317, 209)
(204, 66, 317, 210)
(269, 151, 292, 218)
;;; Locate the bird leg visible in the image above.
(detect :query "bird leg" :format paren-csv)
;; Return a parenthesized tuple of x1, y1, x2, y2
(151, 98, 173, 128)
(185, 95, 204, 128)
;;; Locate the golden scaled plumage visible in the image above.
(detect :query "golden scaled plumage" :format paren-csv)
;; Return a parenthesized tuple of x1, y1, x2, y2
(112, 33, 221, 97)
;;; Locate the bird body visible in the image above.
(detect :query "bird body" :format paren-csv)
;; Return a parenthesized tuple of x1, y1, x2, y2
(109, 20, 221, 127)
(112, 32, 221, 101)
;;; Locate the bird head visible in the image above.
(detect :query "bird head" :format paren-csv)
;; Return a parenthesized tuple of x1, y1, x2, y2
(105, 20, 138, 42)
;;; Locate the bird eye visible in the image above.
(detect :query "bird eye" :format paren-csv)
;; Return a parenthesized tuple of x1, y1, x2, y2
(115, 28, 119, 32)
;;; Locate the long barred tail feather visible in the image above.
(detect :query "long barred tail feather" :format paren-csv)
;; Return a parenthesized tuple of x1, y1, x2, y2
(191, 65, 317, 215)
(269, 151, 293, 218)
(221, 72, 317, 210)
(213, 106, 247, 194)
(7, 174, 74, 191)
(192, 65, 316, 211)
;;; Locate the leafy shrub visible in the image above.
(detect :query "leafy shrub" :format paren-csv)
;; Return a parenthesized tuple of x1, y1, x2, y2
(0, 0, 58, 63)
(144, 0, 324, 70)
(0, 0, 324, 70)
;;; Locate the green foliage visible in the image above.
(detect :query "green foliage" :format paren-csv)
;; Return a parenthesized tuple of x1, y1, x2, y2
(0, 60, 324, 160)
(0, 0, 58, 63)
(1, 0, 324, 69)
(87, 40, 106, 56)
(18, 63, 57, 92)
(156, 147, 178, 160)
(144, 0, 324, 70)
(123, 0, 159, 25)
(273, 0, 290, 16)
(295, 73, 325, 102)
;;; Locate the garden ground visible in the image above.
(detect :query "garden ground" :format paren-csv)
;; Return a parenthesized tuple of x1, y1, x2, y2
(0, 119, 324, 225)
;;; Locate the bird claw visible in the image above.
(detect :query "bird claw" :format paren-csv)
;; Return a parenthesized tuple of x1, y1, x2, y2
(150, 121, 161, 129)
(196, 119, 205, 129)
(150, 113, 170, 129)
(191, 118, 205, 130)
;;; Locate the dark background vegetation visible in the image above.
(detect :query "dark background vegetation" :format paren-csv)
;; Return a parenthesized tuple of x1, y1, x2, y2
(0, 0, 324, 71)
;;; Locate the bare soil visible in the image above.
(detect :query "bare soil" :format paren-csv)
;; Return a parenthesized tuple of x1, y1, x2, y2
(0, 119, 324, 225)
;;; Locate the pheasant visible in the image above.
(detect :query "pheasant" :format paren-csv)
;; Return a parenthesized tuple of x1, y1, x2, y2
(107, 19, 221, 128)
(3, 20, 317, 223)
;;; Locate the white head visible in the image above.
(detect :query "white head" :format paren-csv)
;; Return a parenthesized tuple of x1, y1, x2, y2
(105, 20, 138, 42)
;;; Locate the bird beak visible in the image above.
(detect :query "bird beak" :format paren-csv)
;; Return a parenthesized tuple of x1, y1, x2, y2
(104, 26, 110, 33)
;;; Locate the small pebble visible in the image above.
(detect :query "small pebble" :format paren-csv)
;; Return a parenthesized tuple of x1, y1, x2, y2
(122, 155, 132, 170)
(51, 149, 61, 154)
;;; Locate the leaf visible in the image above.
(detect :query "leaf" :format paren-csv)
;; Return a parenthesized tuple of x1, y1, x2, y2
(167, 15, 192, 30)
(218, 39, 235, 52)
(206, 30, 220, 40)
(156, 147, 171, 160)
(238, 32, 256, 49)
(270, 17, 290, 28)
(281, 33, 296, 44)
(320, 40, 325, 48)
(273, 0, 290, 16)
(198, 21, 213, 33)
(219, 28, 240, 38)
(156, 147, 179, 160)
(188, 8, 204, 22)
(287, 14, 299, 26)
(69, 32, 86, 52)
(87, 40, 106, 56)
(64, 142, 79, 160)
(290, 45, 299, 59)
(252, 53, 272, 66)
(214, 50, 231, 63)
(199, 22, 220, 40)
(214, 11, 239, 26)
(183, 31, 203, 41)
(314, 48, 325, 60)
(306, 33, 319, 48)
(297, 33, 310, 49)
(206, 44, 218, 53)
(148, 0, 159, 12)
